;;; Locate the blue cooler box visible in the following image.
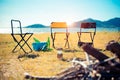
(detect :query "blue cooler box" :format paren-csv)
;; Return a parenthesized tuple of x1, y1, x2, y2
(32, 42, 47, 51)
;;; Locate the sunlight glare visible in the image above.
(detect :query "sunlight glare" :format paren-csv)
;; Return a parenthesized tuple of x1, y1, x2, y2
(66, 20, 74, 27)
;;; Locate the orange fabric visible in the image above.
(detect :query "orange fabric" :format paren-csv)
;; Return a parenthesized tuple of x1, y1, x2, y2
(51, 22, 67, 28)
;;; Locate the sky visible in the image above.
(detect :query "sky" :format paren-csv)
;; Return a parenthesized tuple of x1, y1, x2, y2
(0, 0, 120, 27)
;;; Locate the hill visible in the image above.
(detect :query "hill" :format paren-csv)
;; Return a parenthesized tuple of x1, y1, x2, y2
(70, 17, 120, 28)
(24, 17, 120, 28)
(25, 24, 48, 28)
(104, 17, 120, 27)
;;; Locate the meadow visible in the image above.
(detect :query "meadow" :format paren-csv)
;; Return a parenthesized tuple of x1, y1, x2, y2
(0, 32, 120, 80)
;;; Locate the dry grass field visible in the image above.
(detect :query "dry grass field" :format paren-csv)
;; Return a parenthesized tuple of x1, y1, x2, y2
(0, 32, 120, 80)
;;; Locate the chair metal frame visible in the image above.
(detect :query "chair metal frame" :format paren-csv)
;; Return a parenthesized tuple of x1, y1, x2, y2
(77, 22, 96, 46)
(50, 22, 70, 48)
(11, 19, 33, 54)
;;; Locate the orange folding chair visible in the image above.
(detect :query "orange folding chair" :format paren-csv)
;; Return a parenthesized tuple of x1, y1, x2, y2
(50, 22, 70, 48)
(11, 19, 33, 54)
(77, 22, 96, 47)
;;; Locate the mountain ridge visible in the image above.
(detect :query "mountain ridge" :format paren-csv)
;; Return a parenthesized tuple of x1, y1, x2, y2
(25, 24, 48, 28)
(25, 17, 120, 28)
(70, 17, 120, 28)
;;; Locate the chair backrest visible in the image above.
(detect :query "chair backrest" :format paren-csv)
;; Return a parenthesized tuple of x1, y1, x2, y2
(81, 22, 96, 28)
(51, 22, 67, 28)
(11, 19, 22, 34)
(50, 22, 68, 33)
(80, 22, 96, 33)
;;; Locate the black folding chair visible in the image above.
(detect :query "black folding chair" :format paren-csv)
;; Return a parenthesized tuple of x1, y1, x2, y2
(11, 19, 33, 54)
(77, 22, 96, 47)
(50, 22, 70, 48)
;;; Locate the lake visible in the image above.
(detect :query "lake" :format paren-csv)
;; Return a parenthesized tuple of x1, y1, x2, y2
(0, 27, 120, 33)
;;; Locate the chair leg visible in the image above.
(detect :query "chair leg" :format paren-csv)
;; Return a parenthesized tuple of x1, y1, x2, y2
(90, 32, 95, 47)
(64, 38, 70, 48)
(21, 33, 33, 53)
(51, 33, 55, 48)
(66, 33, 70, 48)
(12, 44, 19, 53)
(77, 32, 83, 47)
(12, 37, 27, 53)
(52, 37, 55, 48)
(12, 40, 28, 54)
(53, 40, 55, 48)
(12, 34, 33, 54)
(77, 32, 81, 42)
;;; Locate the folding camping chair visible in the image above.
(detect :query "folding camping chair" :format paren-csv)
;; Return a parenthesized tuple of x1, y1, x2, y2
(50, 22, 70, 48)
(77, 22, 96, 47)
(11, 19, 33, 54)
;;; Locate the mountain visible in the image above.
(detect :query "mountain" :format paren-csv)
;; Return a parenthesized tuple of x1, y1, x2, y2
(24, 17, 120, 28)
(25, 24, 48, 28)
(70, 17, 120, 28)
(104, 17, 120, 27)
